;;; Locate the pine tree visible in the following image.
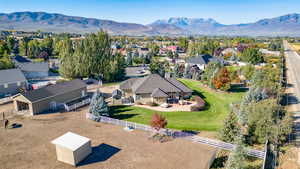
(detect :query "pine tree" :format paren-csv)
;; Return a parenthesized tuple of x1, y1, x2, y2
(89, 90, 109, 119)
(226, 135, 246, 169)
(219, 111, 241, 143)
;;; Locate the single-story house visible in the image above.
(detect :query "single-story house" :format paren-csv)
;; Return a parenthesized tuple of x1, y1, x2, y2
(0, 69, 27, 97)
(185, 54, 224, 70)
(13, 79, 87, 115)
(259, 48, 280, 57)
(120, 74, 192, 104)
(15, 62, 49, 79)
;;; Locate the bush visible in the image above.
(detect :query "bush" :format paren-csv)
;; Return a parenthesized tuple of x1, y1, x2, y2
(146, 102, 159, 107)
(190, 96, 206, 111)
(189, 95, 196, 101)
(150, 113, 167, 131)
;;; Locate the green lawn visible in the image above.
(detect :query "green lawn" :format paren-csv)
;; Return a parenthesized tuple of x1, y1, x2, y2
(102, 82, 121, 87)
(110, 79, 245, 131)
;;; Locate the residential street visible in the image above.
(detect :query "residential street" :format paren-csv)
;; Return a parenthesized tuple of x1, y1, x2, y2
(283, 40, 300, 165)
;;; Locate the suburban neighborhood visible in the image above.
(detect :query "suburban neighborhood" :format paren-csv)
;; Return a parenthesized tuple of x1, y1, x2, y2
(0, 1, 300, 169)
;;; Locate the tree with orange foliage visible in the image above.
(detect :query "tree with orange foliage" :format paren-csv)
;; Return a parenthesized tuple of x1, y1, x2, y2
(213, 67, 231, 91)
(150, 113, 168, 131)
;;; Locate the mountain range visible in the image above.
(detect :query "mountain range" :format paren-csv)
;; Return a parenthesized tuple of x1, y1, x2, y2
(0, 12, 300, 36)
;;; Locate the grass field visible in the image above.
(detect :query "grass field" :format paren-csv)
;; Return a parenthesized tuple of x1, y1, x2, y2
(290, 43, 300, 51)
(111, 79, 245, 131)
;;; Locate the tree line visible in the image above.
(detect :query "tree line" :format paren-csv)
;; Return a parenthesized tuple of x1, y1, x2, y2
(58, 31, 126, 82)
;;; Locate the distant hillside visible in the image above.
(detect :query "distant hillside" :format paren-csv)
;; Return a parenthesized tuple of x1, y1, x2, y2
(1, 12, 300, 36)
(150, 14, 300, 36)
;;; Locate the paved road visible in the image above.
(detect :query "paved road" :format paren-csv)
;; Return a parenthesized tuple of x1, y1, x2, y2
(283, 40, 300, 164)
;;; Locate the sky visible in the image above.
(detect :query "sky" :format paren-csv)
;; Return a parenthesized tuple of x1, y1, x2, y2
(0, 0, 300, 25)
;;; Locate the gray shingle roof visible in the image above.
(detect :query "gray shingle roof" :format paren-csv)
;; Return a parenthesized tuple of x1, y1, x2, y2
(166, 78, 193, 93)
(119, 78, 139, 90)
(132, 74, 181, 94)
(151, 88, 168, 98)
(16, 62, 49, 72)
(21, 79, 86, 102)
(0, 69, 26, 84)
(186, 54, 223, 65)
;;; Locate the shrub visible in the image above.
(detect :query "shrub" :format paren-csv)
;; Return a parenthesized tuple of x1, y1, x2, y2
(189, 95, 196, 101)
(150, 113, 167, 131)
(195, 96, 205, 107)
(146, 102, 159, 107)
(190, 96, 206, 111)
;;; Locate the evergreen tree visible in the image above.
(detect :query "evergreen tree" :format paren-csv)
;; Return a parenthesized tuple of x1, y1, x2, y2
(59, 38, 76, 78)
(219, 111, 241, 143)
(226, 135, 246, 169)
(183, 64, 191, 79)
(174, 64, 182, 78)
(19, 37, 30, 56)
(240, 48, 264, 64)
(89, 90, 109, 119)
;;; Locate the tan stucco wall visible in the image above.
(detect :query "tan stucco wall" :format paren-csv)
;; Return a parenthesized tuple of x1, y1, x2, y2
(135, 93, 152, 103)
(123, 89, 133, 97)
(153, 97, 167, 104)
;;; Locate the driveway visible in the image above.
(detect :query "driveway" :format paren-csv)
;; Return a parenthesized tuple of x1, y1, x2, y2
(283, 40, 300, 165)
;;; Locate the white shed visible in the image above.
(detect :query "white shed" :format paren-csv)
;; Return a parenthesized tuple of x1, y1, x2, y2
(51, 132, 92, 166)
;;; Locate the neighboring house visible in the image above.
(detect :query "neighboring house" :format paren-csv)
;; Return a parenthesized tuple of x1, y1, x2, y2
(166, 45, 180, 52)
(0, 69, 27, 97)
(16, 62, 49, 79)
(138, 47, 149, 57)
(259, 48, 280, 57)
(13, 79, 87, 115)
(185, 54, 224, 70)
(221, 48, 238, 56)
(13, 55, 31, 63)
(120, 74, 192, 104)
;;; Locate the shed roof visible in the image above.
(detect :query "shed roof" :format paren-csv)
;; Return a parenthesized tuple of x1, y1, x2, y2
(0, 68, 26, 84)
(20, 79, 86, 102)
(51, 132, 90, 151)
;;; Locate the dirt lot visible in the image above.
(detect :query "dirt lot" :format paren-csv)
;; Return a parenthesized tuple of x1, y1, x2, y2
(0, 104, 216, 169)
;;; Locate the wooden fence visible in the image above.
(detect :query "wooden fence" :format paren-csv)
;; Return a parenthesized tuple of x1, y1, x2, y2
(88, 114, 266, 159)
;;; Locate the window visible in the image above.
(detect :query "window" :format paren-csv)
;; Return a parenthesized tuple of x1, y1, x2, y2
(4, 83, 8, 88)
(17, 82, 21, 86)
(81, 90, 86, 97)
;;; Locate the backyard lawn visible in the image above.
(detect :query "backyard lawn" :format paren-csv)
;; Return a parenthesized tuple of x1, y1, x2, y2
(111, 79, 245, 131)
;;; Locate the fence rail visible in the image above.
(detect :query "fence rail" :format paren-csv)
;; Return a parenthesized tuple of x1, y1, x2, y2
(88, 114, 265, 159)
(64, 98, 91, 112)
